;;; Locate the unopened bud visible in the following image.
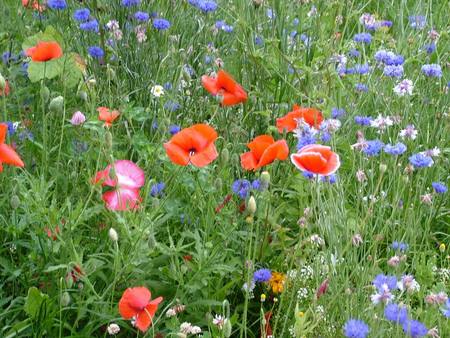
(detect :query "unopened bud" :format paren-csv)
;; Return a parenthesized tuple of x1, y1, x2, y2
(105, 131, 113, 149)
(223, 319, 232, 337)
(40, 86, 50, 103)
(221, 148, 229, 164)
(10, 195, 20, 209)
(439, 243, 446, 252)
(247, 196, 257, 214)
(379, 163, 387, 173)
(214, 178, 222, 190)
(260, 171, 270, 185)
(108, 228, 118, 242)
(245, 215, 253, 224)
(49, 96, 64, 113)
(61, 291, 71, 306)
(106, 65, 116, 81)
(0, 73, 6, 90)
(78, 91, 88, 101)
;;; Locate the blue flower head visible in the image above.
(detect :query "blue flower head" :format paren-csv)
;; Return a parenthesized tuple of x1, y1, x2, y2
(421, 64, 442, 77)
(442, 299, 450, 318)
(353, 33, 372, 44)
(122, 0, 140, 7)
(253, 268, 272, 282)
(168, 125, 181, 135)
(232, 179, 251, 199)
(134, 11, 149, 22)
(384, 303, 408, 324)
(88, 46, 104, 59)
(354, 116, 372, 126)
(432, 182, 447, 194)
(363, 140, 384, 156)
(402, 320, 427, 338)
(80, 20, 99, 32)
(384, 143, 407, 155)
(199, 1, 218, 13)
(150, 182, 165, 197)
(372, 274, 397, 291)
(355, 83, 368, 92)
(73, 8, 90, 22)
(153, 18, 171, 30)
(409, 153, 433, 168)
(409, 15, 426, 29)
(383, 65, 404, 77)
(343, 319, 370, 338)
(48, 0, 67, 10)
(392, 241, 409, 252)
(331, 108, 345, 119)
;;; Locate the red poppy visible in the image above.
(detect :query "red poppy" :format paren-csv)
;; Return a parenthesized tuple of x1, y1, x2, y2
(66, 265, 84, 284)
(201, 70, 247, 106)
(26, 41, 63, 62)
(276, 104, 323, 132)
(0, 80, 10, 97)
(44, 225, 60, 240)
(0, 123, 25, 172)
(240, 135, 289, 171)
(316, 278, 329, 299)
(163, 124, 218, 167)
(291, 144, 340, 176)
(119, 286, 163, 332)
(97, 107, 120, 127)
(22, 0, 46, 11)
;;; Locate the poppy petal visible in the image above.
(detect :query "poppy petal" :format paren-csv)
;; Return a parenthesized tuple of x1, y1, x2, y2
(0, 144, 24, 167)
(114, 160, 145, 188)
(190, 142, 218, 167)
(163, 142, 190, 166)
(120, 287, 151, 312)
(256, 140, 289, 169)
(190, 124, 218, 144)
(217, 70, 237, 93)
(221, 92, 242, 106)
(247, 135, 275, 160)
(93, 165, 116, 187)
(321, 152, 341, 175)
(240, 151, 258, 171)
(102, 188, 141, 211)
(201, 75, 219, 95)
(291, 151, 327, 173)
(0, 123, 7, 143)
(135, 310, 152, 332)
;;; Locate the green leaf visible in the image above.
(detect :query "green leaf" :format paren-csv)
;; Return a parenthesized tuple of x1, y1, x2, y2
(27, 58, 63, 83)
(22, 26, 64, 51)
(24, 287, 49, 319)
(43, 264, 68, 273)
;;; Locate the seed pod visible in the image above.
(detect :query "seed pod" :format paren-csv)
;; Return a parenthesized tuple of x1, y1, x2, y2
(260, 171, 270, 185)
(215, 178, 222, 190)
(10, 195, 20, 209)
(247, 196, 257, 214)
(223, 319, 232, 337)
(40, 86, 50, 103)
(61, 291, 71, 306)
(221, 148, 229, 164)
(78, 91, 88, 101)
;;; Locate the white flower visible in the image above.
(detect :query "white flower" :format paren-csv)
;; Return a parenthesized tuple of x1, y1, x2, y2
(212, 314, 227, 329)
(370, 115, 393, 132)
(397, 275, 420, 293)
(310, 234, 325, 246)
(166, 308, 177, 317)
(151, 85, 165, 97)
(370, 284, 394, 304)
(424, 147, 440, 157)
(107, 323, 120, 335)
(108, 228, 118, 242)
(394, 79, 414, 96)
(190, 326, 202, 334)
(180, 322, 194, 334)
(399, 124, 418, 140)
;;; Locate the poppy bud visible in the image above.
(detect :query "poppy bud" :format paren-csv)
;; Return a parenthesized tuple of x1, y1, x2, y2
(61, 291, 71, 306)
(108, 228, 118, 242)
(49, 96, 64, 113)
(78, 91, 88, 101)
(106, 65, 116, 81)
(10, 195, 20, 209)
(267, 125, 278, 135)
(40, 85, 50, 103)
(245, 215, 254, 224)
(260, 171, 270, 185)
(379, 163, 387, 173)
(221, 148, 229, 164)
(231, 153, 240, 166)
(214, 178, 222, 190)
(0, 72, 6, 90)
(223, 319, 232, 337)
(105, 131, 113, 150)
(247, 196, 257, 214)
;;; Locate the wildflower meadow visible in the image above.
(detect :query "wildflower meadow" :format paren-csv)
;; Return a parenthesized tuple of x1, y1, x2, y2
(1, 0, 449, 337)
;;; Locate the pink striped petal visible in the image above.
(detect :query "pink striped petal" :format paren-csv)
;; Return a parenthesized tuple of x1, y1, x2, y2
(102, 188, 141, 211)
(114, 160, 145, 189)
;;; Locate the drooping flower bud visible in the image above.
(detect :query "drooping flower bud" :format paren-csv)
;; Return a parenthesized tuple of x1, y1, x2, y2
(260, 171, 270, 185)
(221, 148, 229, 164)
(10, 195, 20, 209)
(247, 196, 257, 214)
(49, 96, 64, 113)
(40, 85, 50, 103)
(108, 228, 118, 242)
(61, 291, 71, 306)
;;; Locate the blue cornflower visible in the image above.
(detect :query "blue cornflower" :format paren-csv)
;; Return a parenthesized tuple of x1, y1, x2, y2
(164, 101, 180, 112)
(150, 182, 165, 197)
(353, 33, 372, 44)
(355, 83, 368, 92)
(383, 65, 404, 77)
(381, 20, 393, 28)
(374, 50, 404, 65)
(354, 116, 372, 126)
(232, 179, 251, 199)
(392, 241, 409, 252)
(292, 18, 300, 26)
(331, 108, 345, 119)
(204, 55, 212, 64)
(48, 0, 67, 10)
(168, 125, 181, 135)
(302, 171, 314, 180)
(88, 46, 104, 59)
(373, 274, 397, 291)
(384, 303, 408, 324)
(402, 320, 427, 338)
(253, 268, 272, 282)
(134, 11, 149, 22)
(409, 15, 426, 29)
(409, 153, 433, 168)
(297, 134, 316, 150)
(255, 36, 264, 46)
(363, 140, 384, 156)
(321, 132, 332, 143)
(300, 34, 311, 46)
(442, 299, 450, 318)
(72, 140, 89, 154)
(199, 1, 218, 13)
(2, 51, 12, 65)
(250, 179, 265, 192)
(348, 48, 360, 58)
(423, 42, 436, 54)
(80, 20, 99, 32)
(266, 8, 275, 19)
(321, 174, 337, 184)
(345, 64, 370, 75)
(73, 8, 90, 22)
(18, 130, 33, 141)
(343, 319, 370, 338)
(163, 82, 173, 90)
(421, 64, 442, 77)
(153, 18, 171, 30)
(122, 0, 140, 7)
(432, 182, 447, 194)
(152, 121, 158, 130)
(4, 122, 17, 136)
(384, 143, 407, 155)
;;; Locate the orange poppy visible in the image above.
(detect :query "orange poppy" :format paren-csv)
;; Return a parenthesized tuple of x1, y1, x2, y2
(201, 69, 247, 106)
(291, 144, 340, 176)
(26, 41, 63, 62)
(240, 135, 289, 171)
(97, 107, 120, 127)
(276, 105, 323, 132)
(0, 123, 25, 172)
(119, 287, 163, 332)
(0, 80, 10, 97)
(22, 0, 46, 11)
(163, 124, 218, 167)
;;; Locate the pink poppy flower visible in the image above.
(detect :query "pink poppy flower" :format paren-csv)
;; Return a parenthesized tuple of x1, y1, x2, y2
(93, 160, 145, 211)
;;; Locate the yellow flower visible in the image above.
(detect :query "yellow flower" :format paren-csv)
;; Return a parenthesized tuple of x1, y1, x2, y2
(439, 243, 446, 252)
(260, 293, 266, 302)
(269, 272, 286, 293)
